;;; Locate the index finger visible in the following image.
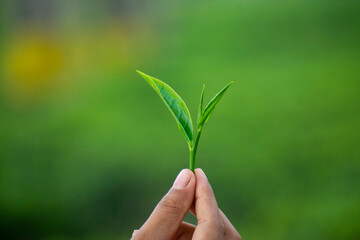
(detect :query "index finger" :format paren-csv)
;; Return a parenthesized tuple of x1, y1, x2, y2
(193, 169, 224, 239)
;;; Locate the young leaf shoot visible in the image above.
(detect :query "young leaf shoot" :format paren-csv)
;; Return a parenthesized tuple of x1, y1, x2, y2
(137, 70, 233, 171)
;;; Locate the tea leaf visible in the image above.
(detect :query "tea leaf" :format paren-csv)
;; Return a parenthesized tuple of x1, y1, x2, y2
(198, 81, 233, 127)
(136, 70, 194, 144)
(197, 84, 205, 124)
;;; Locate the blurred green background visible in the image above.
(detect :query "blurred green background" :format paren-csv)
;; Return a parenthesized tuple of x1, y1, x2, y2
(1, 0, 360, 239)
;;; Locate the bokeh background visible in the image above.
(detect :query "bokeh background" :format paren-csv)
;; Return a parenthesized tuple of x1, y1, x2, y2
(1, 0, 360, 239)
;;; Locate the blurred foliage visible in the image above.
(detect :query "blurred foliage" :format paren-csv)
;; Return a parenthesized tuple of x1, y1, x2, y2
(1, 0, 360, 239)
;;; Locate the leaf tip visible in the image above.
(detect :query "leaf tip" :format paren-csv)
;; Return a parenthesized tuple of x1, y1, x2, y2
(224, 81, 234, 90)
(201, 84, 206, 92)
(136, 70, 145, 76)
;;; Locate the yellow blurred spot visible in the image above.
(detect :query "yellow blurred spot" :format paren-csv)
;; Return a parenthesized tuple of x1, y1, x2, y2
(4, 31, 64, 104)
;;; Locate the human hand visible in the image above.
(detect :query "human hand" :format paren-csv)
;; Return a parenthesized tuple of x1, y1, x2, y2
(131, 168, 241, 240)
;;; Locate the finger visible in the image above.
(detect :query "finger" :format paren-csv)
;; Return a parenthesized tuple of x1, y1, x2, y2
(190, 207, 240, 239)
(172, 222, 196, 240)
(134, 169, 195, 240)
(131, 230, 138, 238)
(189, 203, 196, 216)
(192, 169, 224, 239)
(219, 210, 241, 240)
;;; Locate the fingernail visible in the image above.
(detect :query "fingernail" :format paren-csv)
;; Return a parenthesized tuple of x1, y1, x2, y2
(196, 168, 208, 181)
(132, 230, 138, 237)
(173, 169, 192, 189)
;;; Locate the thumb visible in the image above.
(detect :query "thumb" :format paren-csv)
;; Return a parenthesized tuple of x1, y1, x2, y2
(135, 169, 195, 240)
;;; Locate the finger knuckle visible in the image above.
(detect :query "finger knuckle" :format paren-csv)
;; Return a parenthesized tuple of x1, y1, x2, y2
(216, 220, 225, 234)
(233, 232, 242, 240)
(157, 195, 183, 215)
(198, 218, 225, 234)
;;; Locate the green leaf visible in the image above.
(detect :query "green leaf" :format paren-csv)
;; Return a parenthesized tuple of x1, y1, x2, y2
(136, 70, 194, 145)
(198, 81, 234, 127)
(197, 84, 205, 124)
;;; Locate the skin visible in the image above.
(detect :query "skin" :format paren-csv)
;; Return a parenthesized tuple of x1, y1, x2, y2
(131, 168, 241, 240)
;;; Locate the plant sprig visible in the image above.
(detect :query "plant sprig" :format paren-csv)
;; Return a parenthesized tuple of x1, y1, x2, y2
(137, 70, 233, 171)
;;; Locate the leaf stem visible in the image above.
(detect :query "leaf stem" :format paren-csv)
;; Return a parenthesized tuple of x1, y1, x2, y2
(190, 127, 203, 171)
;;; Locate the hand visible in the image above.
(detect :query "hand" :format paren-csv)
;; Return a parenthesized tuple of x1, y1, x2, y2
(131, 168, 241, 240)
